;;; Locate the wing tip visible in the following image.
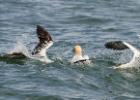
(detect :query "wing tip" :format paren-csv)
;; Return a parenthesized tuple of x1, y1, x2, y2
(105, 41, 128, 50)
(36, 25, 44, 32)
(37, 25, 43, 28)
(36, 25, 53, 41)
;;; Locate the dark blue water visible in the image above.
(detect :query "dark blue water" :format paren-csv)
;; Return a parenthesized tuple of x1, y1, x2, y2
(0, 0, 140, 100)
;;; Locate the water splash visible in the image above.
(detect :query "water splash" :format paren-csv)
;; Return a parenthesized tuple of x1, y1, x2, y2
(118, 50, 132, 64)
(9, 35, 31, 58)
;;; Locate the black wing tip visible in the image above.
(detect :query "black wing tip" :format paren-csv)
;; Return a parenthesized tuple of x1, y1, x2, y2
(37, 25, 44, 28)
(37, 25, 41, 28)
(36, 25, 53, 41)
(105, 41, 128, 50)
(37, 25, 45, 31)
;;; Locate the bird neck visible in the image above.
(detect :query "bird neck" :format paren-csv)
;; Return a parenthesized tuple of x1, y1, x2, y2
(75, 52, 82, 56)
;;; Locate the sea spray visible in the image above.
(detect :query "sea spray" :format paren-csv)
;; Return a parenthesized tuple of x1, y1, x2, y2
(9, 41, 30, 57)
(9, 34, 31, 58)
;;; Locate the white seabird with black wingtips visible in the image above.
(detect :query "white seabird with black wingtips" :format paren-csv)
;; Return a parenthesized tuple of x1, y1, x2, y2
(105, 41, 140, 69)
(31, 25, 54, 63)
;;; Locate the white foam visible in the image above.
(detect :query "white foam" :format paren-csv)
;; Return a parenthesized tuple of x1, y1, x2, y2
(9, 41, 31, 58)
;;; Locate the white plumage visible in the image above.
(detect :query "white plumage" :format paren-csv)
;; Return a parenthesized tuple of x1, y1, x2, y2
(105, 41, 140, 69)
(114, 42, 140, 69)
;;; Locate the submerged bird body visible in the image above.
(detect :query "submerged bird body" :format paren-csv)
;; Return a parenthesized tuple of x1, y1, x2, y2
(0, 52, 27, 59)
(71, 45, 90, 65)
(105, 41, 140, 69)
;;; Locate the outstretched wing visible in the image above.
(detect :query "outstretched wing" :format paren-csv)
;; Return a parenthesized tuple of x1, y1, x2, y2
(105, 41, 140, 57)
(32, 25, 53, 56)
(105, 41, 128, 50)
(37, 25, 52, 43)
(123, 42, 140, 57)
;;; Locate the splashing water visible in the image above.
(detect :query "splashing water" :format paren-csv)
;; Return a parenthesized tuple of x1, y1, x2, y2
(9, 39, 31, 58)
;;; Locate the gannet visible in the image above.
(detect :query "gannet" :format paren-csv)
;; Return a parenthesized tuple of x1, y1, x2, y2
(31, 25, 53, 63)
(0, 25, 54, 63)
(105, 41, 140, 69)
(70, 45, 91, 65)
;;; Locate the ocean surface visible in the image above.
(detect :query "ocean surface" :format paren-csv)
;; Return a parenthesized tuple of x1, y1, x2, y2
(0, 0, 140, 100)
